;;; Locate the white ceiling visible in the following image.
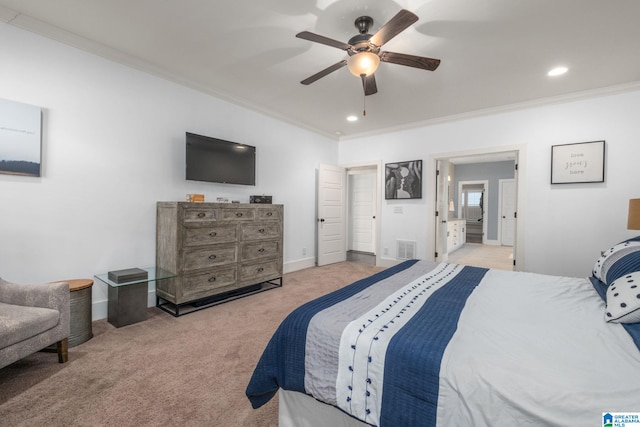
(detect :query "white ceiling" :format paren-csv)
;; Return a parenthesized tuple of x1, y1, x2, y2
(1, 0, 640, 140)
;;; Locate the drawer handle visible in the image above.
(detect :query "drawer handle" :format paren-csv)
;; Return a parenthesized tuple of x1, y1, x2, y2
(257, 267, 264, 273)
(236, 212, 243, 217)
(258, 248, 265, 253)
(209, 232, 217, 237)
(209, 254, 217, 260)
(197, 212, 206, 218)
(266, 212, 273, 216)
(258, 228, 265, 233)
(208, 276, 217, 282)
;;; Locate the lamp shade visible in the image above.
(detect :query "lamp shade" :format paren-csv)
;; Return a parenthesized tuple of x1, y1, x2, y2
(628, 198, 640, 230)
(347, 52, 380, 77)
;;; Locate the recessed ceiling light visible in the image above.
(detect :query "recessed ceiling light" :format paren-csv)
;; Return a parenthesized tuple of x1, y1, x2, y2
(548, 66, 568, 77)
(347, 115, 358, 122)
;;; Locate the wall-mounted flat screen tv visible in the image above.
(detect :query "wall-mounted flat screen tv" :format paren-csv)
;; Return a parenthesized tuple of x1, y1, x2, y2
(186, 132, 256, 185)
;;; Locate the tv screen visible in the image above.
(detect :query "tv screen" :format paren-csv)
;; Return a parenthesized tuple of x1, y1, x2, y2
(186, 132, 256, 185)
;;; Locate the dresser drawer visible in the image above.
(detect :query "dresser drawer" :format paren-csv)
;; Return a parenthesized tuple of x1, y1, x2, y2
(183, 244, 237, 271)
(241, 223, 281, 241)
(183, 225, 237, 246)
(256, 207, 281, 221)
(183, 207, 219, 222)
(240, 240, 280, 261)
(239, 259, 281, 282)
(221, 207, 255, 221)
(181, 267, 237, 300)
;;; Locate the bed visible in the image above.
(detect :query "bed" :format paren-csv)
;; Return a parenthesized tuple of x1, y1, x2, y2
(246, 237, 640, 426)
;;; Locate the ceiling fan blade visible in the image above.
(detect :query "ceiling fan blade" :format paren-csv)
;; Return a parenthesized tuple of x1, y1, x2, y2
(300, 60, 348, 85)
(361, 74, 378, 96)
(369, 9, 418, 47)
(296, 31, 352, 50)
(380, 51, 441, 71)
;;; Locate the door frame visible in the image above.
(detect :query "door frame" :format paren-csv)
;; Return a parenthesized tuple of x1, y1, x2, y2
(343, 161, 382, 266)
(457, 180, 489, 245)
(430, 145, 525, 270)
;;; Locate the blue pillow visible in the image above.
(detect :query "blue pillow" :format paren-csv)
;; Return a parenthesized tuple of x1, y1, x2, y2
(593, 236, 640, 286)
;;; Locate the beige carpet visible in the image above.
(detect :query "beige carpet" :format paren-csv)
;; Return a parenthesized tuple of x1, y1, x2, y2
(0, 262, 383, 427)
(446, 243, 514, 270)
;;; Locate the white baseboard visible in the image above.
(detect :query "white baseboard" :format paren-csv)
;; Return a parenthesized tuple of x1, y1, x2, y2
(284, 257, 316, 273)
(92, 299, 108, 321)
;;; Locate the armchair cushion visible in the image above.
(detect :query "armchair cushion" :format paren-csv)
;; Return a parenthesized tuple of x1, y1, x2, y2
(0, 302, 60, 348)
(0, 277, 70, 369)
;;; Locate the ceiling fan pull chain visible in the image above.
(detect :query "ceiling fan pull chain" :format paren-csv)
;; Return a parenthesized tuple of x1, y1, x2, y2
(361, 74, 367, 116)
(363, 94, 367, 117)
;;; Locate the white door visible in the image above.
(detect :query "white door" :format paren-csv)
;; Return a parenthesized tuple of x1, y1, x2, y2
(500, 179, 516, 246)
(317, 164, 347, 266)
(348, 170, 376, 253)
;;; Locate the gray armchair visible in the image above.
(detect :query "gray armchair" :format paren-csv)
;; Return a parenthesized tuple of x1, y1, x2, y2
(0, 278, 70, 369)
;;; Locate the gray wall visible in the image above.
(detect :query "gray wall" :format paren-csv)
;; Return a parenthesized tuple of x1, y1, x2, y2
(453, 161, 515, 241)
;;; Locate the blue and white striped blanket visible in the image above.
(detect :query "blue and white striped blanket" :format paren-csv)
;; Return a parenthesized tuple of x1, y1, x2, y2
(246, 260, 640, 427)
(246, 260, 487, 426)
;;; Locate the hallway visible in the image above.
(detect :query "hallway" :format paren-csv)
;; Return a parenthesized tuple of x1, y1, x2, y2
(447, 243, 513, 270)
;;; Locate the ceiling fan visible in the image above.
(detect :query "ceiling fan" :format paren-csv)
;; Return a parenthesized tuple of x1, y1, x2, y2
(296, 9, 440, 96)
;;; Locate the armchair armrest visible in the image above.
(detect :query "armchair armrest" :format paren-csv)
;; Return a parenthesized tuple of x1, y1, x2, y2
(0, 278, 69, 311)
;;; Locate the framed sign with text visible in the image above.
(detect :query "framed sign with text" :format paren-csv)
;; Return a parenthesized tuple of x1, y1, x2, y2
(551, 140, 605, 184)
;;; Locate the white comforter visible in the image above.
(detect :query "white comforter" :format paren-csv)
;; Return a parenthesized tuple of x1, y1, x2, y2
(437, 269, 640, 426)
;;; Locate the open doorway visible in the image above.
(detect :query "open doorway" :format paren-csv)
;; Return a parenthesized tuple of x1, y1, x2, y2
(434, 149, 521, 271)
(458, 180, 488, 244)
(316, 162, 381, 267)
(346, 167, 377, 265)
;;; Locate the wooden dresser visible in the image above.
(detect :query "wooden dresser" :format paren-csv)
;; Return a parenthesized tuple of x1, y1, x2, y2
(156, 202, 283, 315)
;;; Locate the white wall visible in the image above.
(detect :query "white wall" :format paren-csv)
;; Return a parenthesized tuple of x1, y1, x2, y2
(3, 21, 640, 322)
(339, 89, 640, 278)
(0, 23, 336, 319)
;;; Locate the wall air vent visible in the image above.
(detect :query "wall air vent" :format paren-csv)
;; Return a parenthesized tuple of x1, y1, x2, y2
(396, 240, 416, 260)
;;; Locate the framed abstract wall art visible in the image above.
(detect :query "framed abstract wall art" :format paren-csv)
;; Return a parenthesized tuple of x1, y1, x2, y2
(0, 98, 42, 177)
(551, 140, 605, 184)
(385, 160, 422, 199)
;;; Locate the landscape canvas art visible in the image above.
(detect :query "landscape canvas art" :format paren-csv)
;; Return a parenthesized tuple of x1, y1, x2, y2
(0, 98, 42, 177)
(385, 160, 422, 199)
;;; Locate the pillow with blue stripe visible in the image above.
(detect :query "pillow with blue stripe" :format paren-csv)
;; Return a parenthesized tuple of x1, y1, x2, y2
(605, 272, 640, 323)
(593, 236, 640, 286)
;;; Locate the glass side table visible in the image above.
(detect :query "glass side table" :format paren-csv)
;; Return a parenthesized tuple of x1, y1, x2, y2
(94, 267, 176, 328)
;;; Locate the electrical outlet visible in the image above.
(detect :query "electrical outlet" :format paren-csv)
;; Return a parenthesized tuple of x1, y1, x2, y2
(383, 247, 389, 256)
(302, 247, 307, 256)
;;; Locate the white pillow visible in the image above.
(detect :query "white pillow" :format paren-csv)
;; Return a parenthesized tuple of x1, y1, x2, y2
(605, 271, 640, 323)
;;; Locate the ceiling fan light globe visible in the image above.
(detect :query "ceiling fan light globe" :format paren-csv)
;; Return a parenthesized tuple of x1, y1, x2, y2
(347, 52, 380, 77)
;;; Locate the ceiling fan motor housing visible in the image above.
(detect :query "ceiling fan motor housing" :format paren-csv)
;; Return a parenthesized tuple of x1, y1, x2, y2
(347, 34, 379, 55)
(349, 16, 379, 55)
